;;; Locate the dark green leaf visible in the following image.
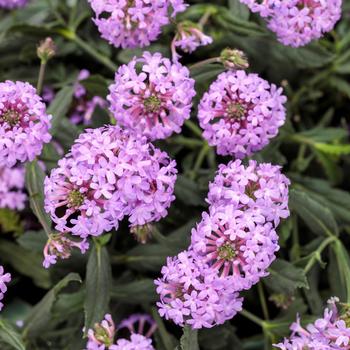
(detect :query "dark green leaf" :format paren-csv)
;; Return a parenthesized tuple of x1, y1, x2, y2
(0, 319, 25, 350)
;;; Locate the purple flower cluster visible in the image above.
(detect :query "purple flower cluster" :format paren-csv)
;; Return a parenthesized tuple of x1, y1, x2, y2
(156, 160, 290, 328)
(88, 0, 187, 49)
(0, 0, 28, 9)
(240, 0, 342, 47)
(86, 313, 156, 350)
(0, 81, 52, 167)
(71, 70, 107, 125)
(198, 70, 286, 158)
(274, 297, 350, 349)
(44, 125, 177, 265)
(0, 266, 11, 311)
(108, 52, 196, 141)
(0, 165, 26, 210)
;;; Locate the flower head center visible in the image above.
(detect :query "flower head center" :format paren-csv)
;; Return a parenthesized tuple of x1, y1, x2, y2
(67, 190, 84, 208)
(226, 103, 245, 120)
(217, 242, 237, 261)
(144, 95, 162, 113)
(1, 109, 21, 126)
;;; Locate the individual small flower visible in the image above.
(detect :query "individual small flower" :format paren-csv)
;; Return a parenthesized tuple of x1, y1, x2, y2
(86, 314, 116, 350)
(108, 52, 196, 141)
(171, 21, 213, 61)
(0, 266, 11, 311)
(43, 234, 89, 268)
(274, 297, 350, 349)
(155, 250, 243, 329)
(0, 0, 28, 9)
(110, 334, 154, 350)
(198, 70, 286, 158)
(118, 314, 157, 339)
(0, 81, 52, 167)
(88, 0, 187, 49)
(0, 166, 26, 210)
(207, 160, 290, 227)
(191, 205, 279, 290)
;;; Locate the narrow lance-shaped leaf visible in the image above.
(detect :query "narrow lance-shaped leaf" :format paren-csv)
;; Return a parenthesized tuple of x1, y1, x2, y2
(0, 319, 26, 350)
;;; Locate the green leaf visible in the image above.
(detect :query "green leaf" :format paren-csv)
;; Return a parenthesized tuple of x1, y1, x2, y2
(25, 160, 52, 236)
(0, 239, 51, 289)
(151, 308, 177, 350)
(84, 245, 112, 334)
(199, 324, 242, 350)
(0, 319, 25, 350)
(289, 188, 338, 237)
(179, 326, 199, 350)
(228, 0, 249, 20)
(17, 230, 47, 253)
(111, 279, 156, 304)
(314, 143, 350, 155)
(265, 259, 309, 295)
(80, 74, 109, 97)
(175, 175, 205, 206)
(23, 273, 81, 337)
(48, 85, 74, 136)
(0, 209, 23, 235)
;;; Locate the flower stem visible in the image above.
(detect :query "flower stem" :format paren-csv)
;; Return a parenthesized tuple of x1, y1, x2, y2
(189, 57, 221, 70)
(184, 120, 203, 138)
(258, 283, 270, 320)
(37, 61, 47, 96)
(198, 8, 213, 28)
(240, 309, 265, 327)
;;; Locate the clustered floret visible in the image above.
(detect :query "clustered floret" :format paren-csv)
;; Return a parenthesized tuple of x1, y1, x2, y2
(88, 0, 187, 49)
(108, 52, 196, 141)
(240, 0, 342, 47)
(198, 70, 286, 158)
(274, 297, 350, 349)
(0, 266, 11, 311)
(44, 125, 177, 265)
(0, 0, 28, 9)
(0, 81, 52, 167)
(0, 166, 26, 210)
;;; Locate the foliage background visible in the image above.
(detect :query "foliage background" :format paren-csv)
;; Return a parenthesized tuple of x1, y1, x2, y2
(0, 0, 350, 349)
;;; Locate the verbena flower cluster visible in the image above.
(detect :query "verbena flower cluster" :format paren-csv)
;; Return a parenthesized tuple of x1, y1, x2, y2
(0, 81, 52, 167)
(156, 160, 290, 328)
(274, 297, 350, 349)
(88, 0, 187, 49)
(0, 0, 28, 9)
(86, 313, 156, 350)
(108, 52, 196, 141)
(0, 165, 26, 210)
(198, 70, 286, 158)
(240, 0, 342, 47)
(44, 125, 177, 266)
(0, 266, 11, 311)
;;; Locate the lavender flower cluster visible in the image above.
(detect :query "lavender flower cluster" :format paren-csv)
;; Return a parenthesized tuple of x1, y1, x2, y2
(86, 313, 157, 350)
(240, 0, 342, 47)
(0, 0, 28, 9)
(44, 125, 177, 267)
(274, 297, 350, 349)
(0, 266, 11, 311)
(155, 160, 290, 329)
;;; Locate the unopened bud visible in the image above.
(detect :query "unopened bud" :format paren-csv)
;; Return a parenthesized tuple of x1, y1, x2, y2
(130, 224, 153, 244)
(269, 293, 295, 310)
(37, 37, 56, 63)
(220, 48, 249, 70)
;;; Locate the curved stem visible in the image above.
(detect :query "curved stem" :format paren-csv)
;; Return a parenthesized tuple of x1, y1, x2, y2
(258, 283, 270, 320)
(240, 309, 264, 328)
(189, 57, 221, 70)
(37, 61, 47, 95)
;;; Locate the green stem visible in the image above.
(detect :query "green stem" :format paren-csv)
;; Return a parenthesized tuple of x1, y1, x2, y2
(37, 61, 47, 95)
(190, 143, 209, 180)
(189, 57, 221, 70)
(56, 29, 118, 72)
(151, 307, 174, 350)
(184, 120, 203, 138)
(257, 283, 270, 320)
(198, 8, 213, 28)
(240, 309, 264, 327)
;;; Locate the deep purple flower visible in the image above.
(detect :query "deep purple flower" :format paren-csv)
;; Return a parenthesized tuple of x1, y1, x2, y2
(274, 297, 350, 349)
(0, 165, 26, 210)
(86, 314, 116, 350)
(108, 52, 195, 141)
(88, 0, 187, 49)
(118, 314, 157, 339)
(0, 81, 52, 167)
(0, 266, 11, 311)
(0, 0, 28, 9)
(191, 205, 279, 290)
(207, 160, 290, 227)
(110, 334, 154, 350)
(155, 250, 243, 329)
(198, 70, 286, 158)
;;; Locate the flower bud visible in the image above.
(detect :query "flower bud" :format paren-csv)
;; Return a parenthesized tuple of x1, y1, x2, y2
(220, 48, 249, 70)
(37, 37, 56, 63)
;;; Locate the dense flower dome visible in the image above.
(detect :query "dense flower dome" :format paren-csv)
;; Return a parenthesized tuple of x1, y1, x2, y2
(108, 52, 196, 141)
(155, 250, 243, 329)
(0, 165, 26, 210)
(44, 125, 177, 240)
(191, 205, 280, 290)
(0, 0, 28, 9)
(0, 266, 11, 311)
(198, 70, 286, 158)
(0, 81, 52, 167)
(110, 334, 154, 350)
(207, 160, 290, 227)
(88, 0, 187, 49)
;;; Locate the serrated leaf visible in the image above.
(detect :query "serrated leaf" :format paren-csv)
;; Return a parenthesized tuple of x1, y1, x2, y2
(289, 188, 338, 237)
(24, 273, 81, 337)
(265, 259, 308, 295)
(84, 245, 111, 333)
(0, 319, 25, 350)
